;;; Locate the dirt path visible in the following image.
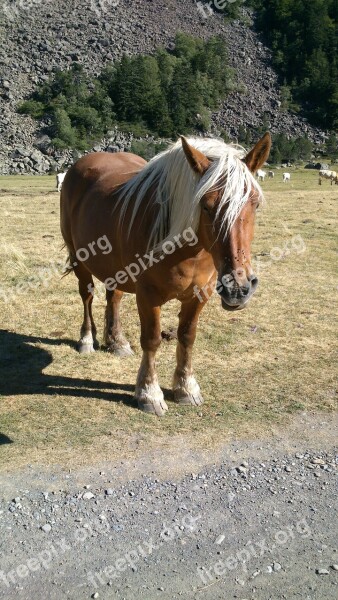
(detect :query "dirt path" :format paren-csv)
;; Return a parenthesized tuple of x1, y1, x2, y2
(0, 412, 337, 599)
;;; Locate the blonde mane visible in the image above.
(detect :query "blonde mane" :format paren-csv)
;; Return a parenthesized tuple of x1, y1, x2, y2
(118, 137, 263, 251)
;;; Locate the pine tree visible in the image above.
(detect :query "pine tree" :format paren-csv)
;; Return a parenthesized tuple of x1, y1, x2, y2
(52, 108, 77, 148)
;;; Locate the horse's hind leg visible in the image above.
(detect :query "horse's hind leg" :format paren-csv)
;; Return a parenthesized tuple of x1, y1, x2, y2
(75, 266, 99, 354)
(104, 289, 133, 357)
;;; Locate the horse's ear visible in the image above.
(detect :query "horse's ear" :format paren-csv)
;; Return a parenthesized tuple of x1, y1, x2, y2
(243, 132, 272, 173)
(181, 136, 211, 175)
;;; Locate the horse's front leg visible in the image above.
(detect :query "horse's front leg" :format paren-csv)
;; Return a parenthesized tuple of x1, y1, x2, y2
(173, 297, 207, 406)
(135, 293, 168, 416)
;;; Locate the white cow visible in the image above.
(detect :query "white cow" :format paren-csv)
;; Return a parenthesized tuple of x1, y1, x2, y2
(283, 172, 291, 183)
(56, 172, 67, 192)
(319, 169, 337, 185)
(257, 169, 266, 181)
(268, 170, 274, 178)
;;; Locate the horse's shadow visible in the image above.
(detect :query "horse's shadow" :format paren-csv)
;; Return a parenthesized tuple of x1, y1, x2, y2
(0, 433, 13, 445)
(0, 329, 154, 408)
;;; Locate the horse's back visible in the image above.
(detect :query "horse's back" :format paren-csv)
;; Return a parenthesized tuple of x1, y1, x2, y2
(63, 152, 146, 196)
(61, 151, 146, 218)
(60, 152, 147, 263)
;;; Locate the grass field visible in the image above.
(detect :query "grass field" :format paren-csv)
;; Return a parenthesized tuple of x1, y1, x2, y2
(0, 167, 337, 470)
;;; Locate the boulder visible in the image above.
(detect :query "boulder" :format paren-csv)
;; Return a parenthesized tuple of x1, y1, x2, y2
(305, 162, 329, 170)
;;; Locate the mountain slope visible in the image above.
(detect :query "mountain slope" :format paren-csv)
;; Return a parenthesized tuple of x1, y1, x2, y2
(0, 0, 326, 173)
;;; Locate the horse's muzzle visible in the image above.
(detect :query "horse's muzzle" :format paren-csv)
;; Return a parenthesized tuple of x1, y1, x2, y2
(218, 274, 258, 310)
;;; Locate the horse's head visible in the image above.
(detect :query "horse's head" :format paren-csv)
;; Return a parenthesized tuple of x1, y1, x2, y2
(181, 133, 271, 310)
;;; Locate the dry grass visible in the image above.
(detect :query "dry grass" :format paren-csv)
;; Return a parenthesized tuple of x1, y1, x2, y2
(0, 168, 337, 470)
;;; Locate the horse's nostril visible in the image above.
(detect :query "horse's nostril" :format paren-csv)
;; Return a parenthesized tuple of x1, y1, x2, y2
(249, 275, 259, 289)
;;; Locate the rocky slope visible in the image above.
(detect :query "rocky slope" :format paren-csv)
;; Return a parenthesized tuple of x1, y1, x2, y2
(0, 0, 326, 174)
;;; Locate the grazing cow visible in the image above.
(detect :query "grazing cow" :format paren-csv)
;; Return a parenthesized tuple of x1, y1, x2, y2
(257, 169, 266, 181)
(56, 172, 67, 192)
(268, 170, 274, 178)
(319, 169, 337, 185)
(283, 172, 291, 183)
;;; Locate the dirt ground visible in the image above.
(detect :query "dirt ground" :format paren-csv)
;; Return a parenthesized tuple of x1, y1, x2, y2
(0, 412, 337, 600)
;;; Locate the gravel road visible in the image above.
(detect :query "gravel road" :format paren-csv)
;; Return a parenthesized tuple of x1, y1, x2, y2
(0, 413, 337, 600)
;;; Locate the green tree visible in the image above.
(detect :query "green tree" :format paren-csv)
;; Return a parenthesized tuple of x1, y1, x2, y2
(326, 132, 338, 159)
(173, 32, 202, 61)
(252, 0, 338, 129)
(52, 108, 77, 148)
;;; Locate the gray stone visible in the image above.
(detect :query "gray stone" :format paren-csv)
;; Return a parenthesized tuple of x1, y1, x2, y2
(316, 568, 329, 575)
(30, 149, 43, 163)
(83, 492, 95, 500)
(237, 466, 247, 474)
(215, 534, 225, 545)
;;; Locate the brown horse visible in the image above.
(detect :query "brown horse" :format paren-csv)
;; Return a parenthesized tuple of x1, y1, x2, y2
(61, 133, 271, 416)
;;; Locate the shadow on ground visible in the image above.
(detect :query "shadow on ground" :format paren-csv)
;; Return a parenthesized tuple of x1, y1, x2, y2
(0, 329, 146, 407)
(0, 433, 13, 445)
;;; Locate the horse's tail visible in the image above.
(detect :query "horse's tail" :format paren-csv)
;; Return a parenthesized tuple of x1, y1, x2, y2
(60, 182, 77, 278)
(61, 243, 76, 278)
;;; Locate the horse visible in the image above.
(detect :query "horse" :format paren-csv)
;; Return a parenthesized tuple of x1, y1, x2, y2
(283, 172, 291, 182)
(257, 169, 266, 181)
(60, 133, 271, 416)
(268, 171, 274, 178)
(56, 172, 67, 192)
(319, 169, 337, 185)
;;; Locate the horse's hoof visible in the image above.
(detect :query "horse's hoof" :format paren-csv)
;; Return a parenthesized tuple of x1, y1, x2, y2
(174, 390, 204, 406)
(173, 375, 204, 406)
(137, 398, 168, 417)
(78, 343, 95, 354)
(135, 383, 168, 416)
(78, 333, 98, 354)
(106, 342, 134, 357)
